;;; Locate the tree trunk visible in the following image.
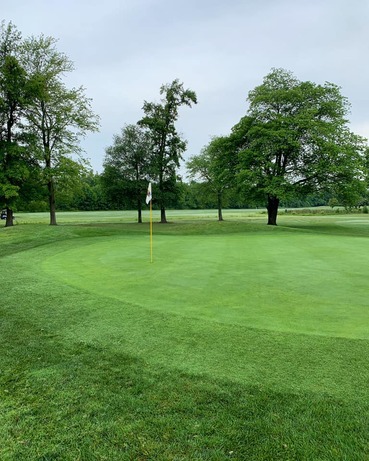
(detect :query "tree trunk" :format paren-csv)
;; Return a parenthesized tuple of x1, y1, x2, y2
(48, 178, 57, 225)
(217, 191, 223, 222)
(267, 195, 279, 225)
(137, 204, 142, 224)
(137, 200, 142, 224)
(160, 206, 167, 223)
(5, 207, 13, 227)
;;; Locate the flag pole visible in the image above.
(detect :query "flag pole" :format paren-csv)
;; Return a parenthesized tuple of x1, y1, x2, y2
(146, 182, 153, 263)
(149, 198, 153, 263)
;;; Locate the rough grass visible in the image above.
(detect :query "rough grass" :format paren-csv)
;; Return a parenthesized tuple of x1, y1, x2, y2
(1, 211, 369, 460)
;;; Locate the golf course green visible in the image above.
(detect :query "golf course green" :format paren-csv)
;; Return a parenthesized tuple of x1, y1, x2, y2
(43, 231, 368, 338)
(1, 211, 369, 460)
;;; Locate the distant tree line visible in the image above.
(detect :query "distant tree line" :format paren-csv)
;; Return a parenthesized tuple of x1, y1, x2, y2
(1, 20, 368, 227)
(22, 171, 364, 215)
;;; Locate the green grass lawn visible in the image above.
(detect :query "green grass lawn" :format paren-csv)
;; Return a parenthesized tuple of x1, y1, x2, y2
(1, 210, 369, 460)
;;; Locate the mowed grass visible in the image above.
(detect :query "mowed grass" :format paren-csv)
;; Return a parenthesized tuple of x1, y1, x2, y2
(43, 231, 368, 339)
(1, 211, 369, 460)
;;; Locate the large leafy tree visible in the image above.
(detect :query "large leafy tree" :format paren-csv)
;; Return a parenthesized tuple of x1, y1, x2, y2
(0, 22, 34, 227)
(187, 136, 235, 221)
(102, 124, 151, 223)
(21, 35, 99, 225)
(139, 79, 197, 223)
(235, 68, 367, 225)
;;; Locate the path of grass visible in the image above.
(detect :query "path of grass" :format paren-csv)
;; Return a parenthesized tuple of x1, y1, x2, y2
(1, 212, 369, 460)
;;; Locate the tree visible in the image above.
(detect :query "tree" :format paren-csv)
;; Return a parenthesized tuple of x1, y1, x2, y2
(187, 136, 235, 221)
(235, 68, 367, 225)
(21, 34, 99, 225)
(139, 79, 197, 223)
(102, 124, 151, 222)
(73, 171, 107, 211)
(52, 157, 91, 210)
(0, 22, 33, 227)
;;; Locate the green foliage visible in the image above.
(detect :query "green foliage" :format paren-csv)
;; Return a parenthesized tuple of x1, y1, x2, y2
(0, 22, 100, 225)
(177, 181, 214, 209)
(234, 68, 367, 225)
(0, 23, 33, 223)
(187, 136, 238, 220)
(102, 124, 151, 221)
(20, 30, 99, 224)
(73, 171, 108, 211)
(139, 79, 197, 222)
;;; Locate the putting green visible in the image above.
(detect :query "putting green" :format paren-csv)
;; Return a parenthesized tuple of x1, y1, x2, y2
(42, 232, 368, 339)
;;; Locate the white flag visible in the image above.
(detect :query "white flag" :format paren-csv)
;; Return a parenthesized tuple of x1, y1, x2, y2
(145, 182, 152, 205)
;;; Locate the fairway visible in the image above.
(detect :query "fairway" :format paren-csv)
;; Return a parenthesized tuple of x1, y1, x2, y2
(1, 212, 369, 460)
(43, 231, 368, 339)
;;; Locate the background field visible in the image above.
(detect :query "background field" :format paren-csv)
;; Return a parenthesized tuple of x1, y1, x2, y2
(1, 210, 369, 460)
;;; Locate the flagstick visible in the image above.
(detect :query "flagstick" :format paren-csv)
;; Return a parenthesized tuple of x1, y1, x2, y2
(149, 199, 153, 263)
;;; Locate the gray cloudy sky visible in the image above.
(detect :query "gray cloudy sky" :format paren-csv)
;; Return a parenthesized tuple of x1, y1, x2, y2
(4, 0, 369, 174)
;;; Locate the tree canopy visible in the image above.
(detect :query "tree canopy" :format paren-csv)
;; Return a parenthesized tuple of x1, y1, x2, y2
(102, 124, 151, 222)
(0, 22, 33, 226)
(233, 68, 367, 224)
(1, 28, 367, 226)
(139, 79, 197, 223)
(22, 34, 99, 225)
(187, 136, 236, 221)
(0, 22, 99, 226)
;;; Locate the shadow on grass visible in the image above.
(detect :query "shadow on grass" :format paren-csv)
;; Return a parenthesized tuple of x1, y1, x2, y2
(1, 308, 368, 461)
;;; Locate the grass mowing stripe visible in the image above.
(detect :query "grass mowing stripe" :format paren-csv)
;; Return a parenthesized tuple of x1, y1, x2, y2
(1, 307, 368, 461)
(1, 214, 369, 460)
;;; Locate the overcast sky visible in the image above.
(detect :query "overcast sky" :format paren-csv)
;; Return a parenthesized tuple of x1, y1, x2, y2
(4, 0, 369, 175)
